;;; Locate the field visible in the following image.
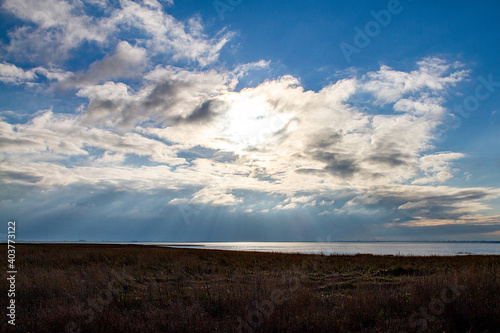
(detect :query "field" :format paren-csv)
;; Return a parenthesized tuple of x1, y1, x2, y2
(1, 244, 499, 332)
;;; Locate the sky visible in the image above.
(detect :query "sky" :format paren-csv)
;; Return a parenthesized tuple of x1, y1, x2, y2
(0, 0, 499, 242)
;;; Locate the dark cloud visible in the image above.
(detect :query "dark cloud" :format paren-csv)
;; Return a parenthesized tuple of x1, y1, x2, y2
(181, 99, 222, 124)
(390, 223, 500, 238)
(299, 133, 416, 180)
(296, 133, 362, 178)
(82, 77, 227, 128)
(177, 145, 238, 163)
(0, 170, 43, 183)
(143, 80, 185, 112)
(212, 150, 238, 163)
(366, 141, 411, 167)
(368, 152, 410, 167)
(87, 99, 120, 115)
(295, 168, 324, 175)
(308, 133, 342, 149)
(366, 187, 497, 223)
(0, 180, 497, 242)
(0, 137, 40, 148)
(57, 41, 146, 91)
(434, 189, 490, 202)
(312, 152, 361, 178)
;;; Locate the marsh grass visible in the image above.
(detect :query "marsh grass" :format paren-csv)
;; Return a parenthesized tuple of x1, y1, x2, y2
(0, 244, 498, 332)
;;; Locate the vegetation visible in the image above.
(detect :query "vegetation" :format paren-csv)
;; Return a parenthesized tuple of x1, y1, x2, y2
(1, 244, 499, 332)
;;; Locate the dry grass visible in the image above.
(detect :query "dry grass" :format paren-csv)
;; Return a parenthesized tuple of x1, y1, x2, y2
(0, 244, 499, 332)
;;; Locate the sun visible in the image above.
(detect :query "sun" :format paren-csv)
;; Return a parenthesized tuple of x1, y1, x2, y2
(216, 95, 290, 154)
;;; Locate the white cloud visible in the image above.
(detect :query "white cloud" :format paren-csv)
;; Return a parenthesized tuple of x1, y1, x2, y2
(398, 201, 429, 210)
(92, 151, 126, 166)
(290, 195, 315, 203)
(189, 188, 243, 206)
(2, 0, 231, 66)
(413, 152, 464, 184)
(274, 202, 298, 210)
(168, 198, 190, 206)
(362, 58, 469, 105)
(0, 63, 37, 84)
(3, 0, 111, 61)
(0, 110, 186, 166)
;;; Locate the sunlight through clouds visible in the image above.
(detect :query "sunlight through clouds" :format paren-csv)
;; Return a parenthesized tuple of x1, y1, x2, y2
(1, 0, 499, 241)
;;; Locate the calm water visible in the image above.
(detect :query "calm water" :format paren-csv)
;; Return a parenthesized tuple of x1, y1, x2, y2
(162, 242, 500, 256)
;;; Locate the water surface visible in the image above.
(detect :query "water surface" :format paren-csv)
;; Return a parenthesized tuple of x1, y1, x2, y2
(162, 242, 500, 256)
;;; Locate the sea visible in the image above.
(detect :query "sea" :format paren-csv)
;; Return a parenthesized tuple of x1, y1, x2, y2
(161, 242, 500, 256)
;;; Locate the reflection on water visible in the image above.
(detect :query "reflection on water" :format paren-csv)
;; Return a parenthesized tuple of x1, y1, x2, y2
(162, 242, 500, 256)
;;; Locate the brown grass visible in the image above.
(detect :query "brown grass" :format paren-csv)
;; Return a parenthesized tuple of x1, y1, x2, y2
(0, 244, 499, 332)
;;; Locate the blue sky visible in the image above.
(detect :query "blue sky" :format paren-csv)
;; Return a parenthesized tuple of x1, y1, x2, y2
(0, 0, 499, 242)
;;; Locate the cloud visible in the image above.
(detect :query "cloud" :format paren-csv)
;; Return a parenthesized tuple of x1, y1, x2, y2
(361, 58, 469, 105)
(0, 170, 43, 183)
(291, 195, 315, 204)
(58, 41, 147, 90)
(274, 202, 298, 210)
(362, 185, 500, 223)
(398, 201, 429, 210)
(189, 188, 243, 206)
(168, 198, 190, 206)
(0, 63, 37, 84)
(77, 66, 234, 127)
(0, 59, 480, 199)
(112, 0, 233, 66)
(2, 0, 111, 62)
(3, 58, 491, 211)
(0, 109, 186, 170)
(389, 214, 500, 228)
(2, 0, 231, 66)
(413, 152, 464, 184)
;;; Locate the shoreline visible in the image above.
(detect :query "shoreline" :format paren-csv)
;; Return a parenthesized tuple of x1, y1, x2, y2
(4, 241, 499, 257)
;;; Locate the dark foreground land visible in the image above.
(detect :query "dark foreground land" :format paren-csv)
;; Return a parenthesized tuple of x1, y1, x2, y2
(1, 244, 499, 332)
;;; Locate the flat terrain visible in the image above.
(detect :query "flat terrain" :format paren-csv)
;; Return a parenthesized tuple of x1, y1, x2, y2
(1, 244, 499, 332)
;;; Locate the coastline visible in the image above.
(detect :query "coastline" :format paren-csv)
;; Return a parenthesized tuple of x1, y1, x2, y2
(6, 241, 499, 256)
